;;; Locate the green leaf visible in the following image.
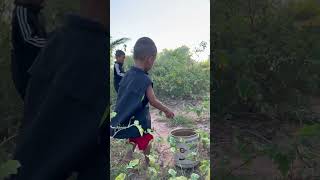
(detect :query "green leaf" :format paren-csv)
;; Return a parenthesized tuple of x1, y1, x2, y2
(135, 125, 144, 136)
(175, 176, 188, 180)
(168, 168, 177, 177)
(111, 111, 117, 119)
(199, 160, 210, 175)
(298, 124, 320, 137)
(196, 110, 201, 117)
(146, 155, 156, 165)
(205, 170, 210, 180)
(191, 151, 197, 156)
(148, 167, 158, 176)
(168, 136, 176, 147)
(190, 173, 200, 180)
(134, 120, 139, 125)
(156, 137, 163, 143)
(0, 160, 21, 179)
(132, 120, 144, 136)
(202, 138, 210, 145)
(126, 159, 140, 169)
(272, 153, 290, 176)
(170, 147, 176, 153)
(237, 78, 256, 100)
(115, 173, 126, 180)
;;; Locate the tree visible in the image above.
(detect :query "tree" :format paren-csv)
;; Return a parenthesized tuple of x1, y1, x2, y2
(110, 37, 130, 53)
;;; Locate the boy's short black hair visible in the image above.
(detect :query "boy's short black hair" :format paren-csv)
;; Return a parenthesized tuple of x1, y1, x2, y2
(133, 37, 157, 60)
(115, 50, 125, 58)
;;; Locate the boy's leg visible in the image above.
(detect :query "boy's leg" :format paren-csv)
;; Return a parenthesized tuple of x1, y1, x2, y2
(143, 143, 152, 166)
(124, 142, 136, 161)
(114, 83, 119, 93)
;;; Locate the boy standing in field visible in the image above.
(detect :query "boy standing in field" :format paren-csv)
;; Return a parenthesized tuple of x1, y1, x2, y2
(110, 37, 175, 166)
(11, 0, 47, 100)
(113, 50, 126, 93)
(12, 0, 108, 179)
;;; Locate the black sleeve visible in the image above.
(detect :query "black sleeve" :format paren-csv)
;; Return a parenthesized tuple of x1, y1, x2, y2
(15, 6, 47, 47)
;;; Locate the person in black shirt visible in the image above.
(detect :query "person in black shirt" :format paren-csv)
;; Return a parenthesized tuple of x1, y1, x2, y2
(11, 0, 108, 179)
(113, 50, 126, 93)
(11, 0, 47, 100)
(110, 37, 175, 166)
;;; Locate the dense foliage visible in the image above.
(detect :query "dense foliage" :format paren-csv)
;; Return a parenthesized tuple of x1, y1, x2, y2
(212, 0, 320, 120)
(212, 0, 320, 179)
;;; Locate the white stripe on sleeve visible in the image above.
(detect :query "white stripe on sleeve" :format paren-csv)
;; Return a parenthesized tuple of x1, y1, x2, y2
(22, 8, 46, 43)
(16, 6, 46, 47)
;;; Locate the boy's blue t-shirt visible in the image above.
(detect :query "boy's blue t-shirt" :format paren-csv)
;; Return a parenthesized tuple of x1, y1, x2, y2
(110, 66, 153, 139)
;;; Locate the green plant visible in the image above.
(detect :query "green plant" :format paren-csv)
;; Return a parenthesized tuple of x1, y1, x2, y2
(150, 46, 209, 99)
(126, 159, 140, 169)
(169, 115, 194, 128)
(187, 96, 210, 118)
(212, 0, 320, 121)
(115, 173, 126, 180)
(0, 160, 20, 179)
(168, 169, 187, 180)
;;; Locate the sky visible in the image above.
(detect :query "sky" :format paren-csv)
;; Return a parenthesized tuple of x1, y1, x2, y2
(111, 0, 210, 61)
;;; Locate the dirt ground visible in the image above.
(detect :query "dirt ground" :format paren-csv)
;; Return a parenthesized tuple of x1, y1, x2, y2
(213, 97, 320, 180)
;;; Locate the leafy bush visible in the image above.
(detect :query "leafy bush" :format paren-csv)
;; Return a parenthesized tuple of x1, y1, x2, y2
(212, 0, 320, 119)
(150, 46, 209, 99)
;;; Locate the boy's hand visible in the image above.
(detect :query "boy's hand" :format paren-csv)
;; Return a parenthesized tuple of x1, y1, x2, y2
(165, 110, 175, 119)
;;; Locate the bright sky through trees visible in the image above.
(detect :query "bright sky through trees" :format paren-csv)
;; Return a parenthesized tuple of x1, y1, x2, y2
(111, 0, 210, 61)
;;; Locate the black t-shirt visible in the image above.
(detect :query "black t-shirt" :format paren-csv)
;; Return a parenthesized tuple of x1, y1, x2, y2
(110, 66, 153, 139)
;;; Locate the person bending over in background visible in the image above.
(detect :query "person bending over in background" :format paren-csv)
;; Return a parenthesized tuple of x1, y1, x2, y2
(114, 49, 126, 93)
(109, 37, 175, 167)
(11, 0, 108, 179)
(11, 0, 47, 100)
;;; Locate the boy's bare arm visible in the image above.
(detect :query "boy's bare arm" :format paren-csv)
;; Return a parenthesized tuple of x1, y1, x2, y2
(146, 85, 168, 112)
(146, 85, 174, 118)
